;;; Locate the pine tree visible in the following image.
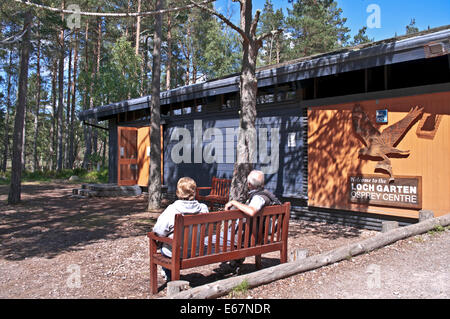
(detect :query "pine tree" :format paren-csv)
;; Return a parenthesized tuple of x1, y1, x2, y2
(258, 0, 287, 66)
(406, 19, 419, 35)
(285, 0, 350, 59)
(8, 10, 32, 204)
(352, 26, 373, 46)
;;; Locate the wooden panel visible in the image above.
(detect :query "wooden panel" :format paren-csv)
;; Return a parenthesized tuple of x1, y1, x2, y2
(308, 91, 450, 218)
(117, 127, 138, 186)
(137, 127, 150, 186)
(136, 125, 164, 187)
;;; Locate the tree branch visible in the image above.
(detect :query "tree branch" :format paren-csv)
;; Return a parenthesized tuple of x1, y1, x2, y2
(188, 0, 249, 43)
(250, 9, 261, 37)
(257, 29, 284, 43)
(0, 24, 30, 45)
(13, 0, 216, 17)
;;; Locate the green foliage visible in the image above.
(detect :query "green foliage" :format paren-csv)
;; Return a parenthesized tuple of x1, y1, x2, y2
(229, 279, 250, 297)
(198, 19, 242, 80)
(286, 0, 350, 58)
(427, 225, 449, 235)
(258, 0, 288, 66)
(406, 18, 420, 35)
(351, 26, 374, 46)
(97, 37, 143, 104)
(1, 167, 108, 184)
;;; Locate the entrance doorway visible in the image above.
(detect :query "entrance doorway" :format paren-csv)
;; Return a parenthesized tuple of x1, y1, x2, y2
(117, 126, 150, 186)
(117, 126, 162, 187)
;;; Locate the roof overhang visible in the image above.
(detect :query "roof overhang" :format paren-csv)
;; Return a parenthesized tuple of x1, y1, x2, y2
(78, 26, 450, 122)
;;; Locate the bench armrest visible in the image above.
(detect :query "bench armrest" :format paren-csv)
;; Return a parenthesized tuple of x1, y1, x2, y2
(196, 187, 212, 197)
(147, 232, 173, 245)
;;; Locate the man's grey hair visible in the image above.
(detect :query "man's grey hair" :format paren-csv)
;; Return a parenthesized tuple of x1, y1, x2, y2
(247, 170, 264, 188)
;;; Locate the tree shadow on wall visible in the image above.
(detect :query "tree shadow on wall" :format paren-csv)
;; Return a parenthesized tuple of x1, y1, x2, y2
(308, 107, 368, 213)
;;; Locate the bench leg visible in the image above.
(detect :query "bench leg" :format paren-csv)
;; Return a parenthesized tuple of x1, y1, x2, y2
(150, 261, 158, 294)
(280, 247, 287, 264)
(172, 267, 180, 281)
(149, 238, 158, 294)
(255, 255, 262, 270)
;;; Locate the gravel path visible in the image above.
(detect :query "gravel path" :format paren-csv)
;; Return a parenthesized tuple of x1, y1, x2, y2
(242, 229, 450, 299)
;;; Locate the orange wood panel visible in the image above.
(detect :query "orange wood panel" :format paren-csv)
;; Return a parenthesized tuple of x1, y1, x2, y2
(136, 125, 164, 187)
(308, 91, 450, 218)
(118, 127, 138, 186)
(137, 127, 150, 186)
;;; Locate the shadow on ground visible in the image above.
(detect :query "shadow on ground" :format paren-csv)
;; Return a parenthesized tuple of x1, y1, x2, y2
(0, 183, 154, 261)
(288, 219, 363, 240)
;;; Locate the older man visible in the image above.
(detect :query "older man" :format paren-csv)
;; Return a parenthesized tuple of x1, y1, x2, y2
(225, 170, 281, 215)
(222, 170, 281, 273)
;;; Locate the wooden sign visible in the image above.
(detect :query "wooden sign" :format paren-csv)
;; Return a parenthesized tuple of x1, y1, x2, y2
(349, 175, 422, 209)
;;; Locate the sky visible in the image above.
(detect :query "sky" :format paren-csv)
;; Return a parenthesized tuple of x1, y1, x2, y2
(215, 0, 450, 41)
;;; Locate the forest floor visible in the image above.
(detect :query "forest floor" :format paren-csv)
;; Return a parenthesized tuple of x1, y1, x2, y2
(0, 181, 448, 299)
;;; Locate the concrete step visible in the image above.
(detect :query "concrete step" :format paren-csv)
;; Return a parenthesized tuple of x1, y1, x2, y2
(72, 184, 142, 198)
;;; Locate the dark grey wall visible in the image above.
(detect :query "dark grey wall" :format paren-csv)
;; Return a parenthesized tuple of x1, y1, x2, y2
(163, 103, 308, 199)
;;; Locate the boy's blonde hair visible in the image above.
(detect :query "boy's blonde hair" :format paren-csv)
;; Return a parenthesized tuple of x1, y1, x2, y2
(176, 177, 197, 200)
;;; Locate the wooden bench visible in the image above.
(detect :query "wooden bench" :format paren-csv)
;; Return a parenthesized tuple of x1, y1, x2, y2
(147, 202, 291, 294)
(195, 177, 231, 209)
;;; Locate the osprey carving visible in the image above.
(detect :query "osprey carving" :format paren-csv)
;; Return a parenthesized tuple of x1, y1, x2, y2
(352, 104, 424, 182)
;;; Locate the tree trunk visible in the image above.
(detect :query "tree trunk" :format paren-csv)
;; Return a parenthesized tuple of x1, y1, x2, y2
(229, 1, 261, 202)
(165, 12, 172, 90)
(2, 48, 14, 172)
(33, 22, 42, 172)
(57, 0, 65, 171)
(65, 36, 72, 169)
(82, 20, 92, 169)
(50, 59, 57, 170)
(91, 15, 102, 159)
(167, 214, 450, 299)
(147, 0, 164, 211)
(135, 0, 141, 55)
(69, 30, 79, 169)
(8, 11, 32, 204)
(142, 35, 151, 95)
(189, 0, 271, 202)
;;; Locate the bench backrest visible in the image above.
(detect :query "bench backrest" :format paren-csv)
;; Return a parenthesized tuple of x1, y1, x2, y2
(171, 203, 291, 268)
(210, 177, 231, 198)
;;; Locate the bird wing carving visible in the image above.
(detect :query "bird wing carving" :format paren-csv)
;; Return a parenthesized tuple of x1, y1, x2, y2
(380, 106, 424, 146)
(352, 104, 380, 146)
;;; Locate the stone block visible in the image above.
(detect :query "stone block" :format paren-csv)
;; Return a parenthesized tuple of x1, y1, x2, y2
(419, 210, 434, 222)
(381, 221, 399, 233)
(167, 280, 190, 296)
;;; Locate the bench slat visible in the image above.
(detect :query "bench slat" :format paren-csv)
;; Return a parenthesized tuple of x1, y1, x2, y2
(276, 214, 283, 242)
(251, 216, 257, 247)
(207, 223, 213, 255)
(237, 218, 243, 249)
(263, 215, 270, 245)
(270, 215, 276, 243)
(182, 226, 189, 259)
(223, 220, 229, 252)
(198, 223, 206, 257)
(191, 224, 198, 258)
(244, 218, 250, 249)
(230, 220, 236, 251)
